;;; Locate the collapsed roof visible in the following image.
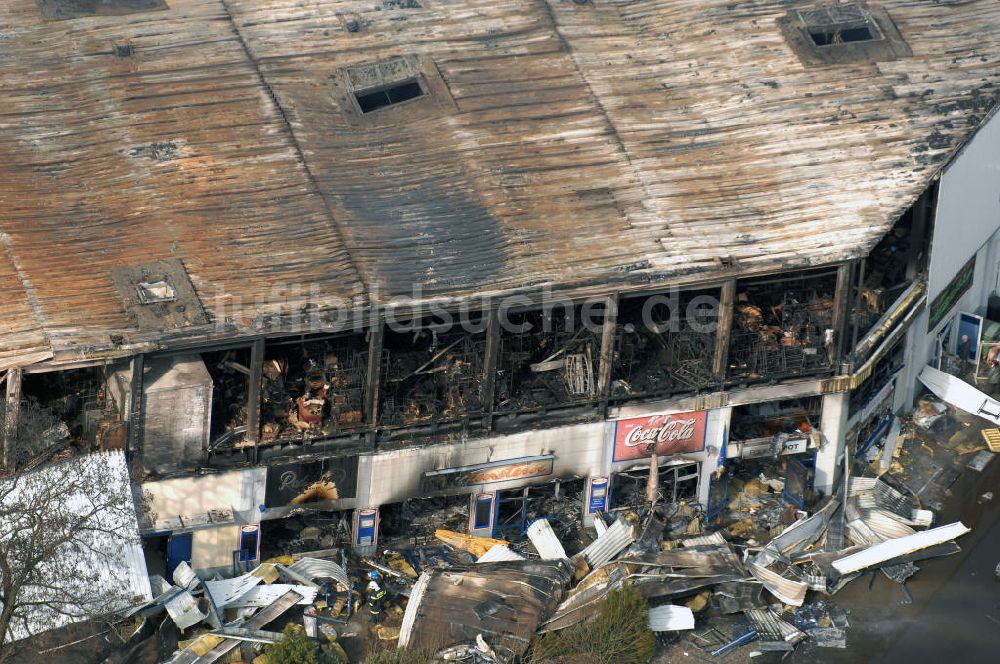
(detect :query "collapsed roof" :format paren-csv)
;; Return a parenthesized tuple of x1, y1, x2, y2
(3, 0, 1000, 368)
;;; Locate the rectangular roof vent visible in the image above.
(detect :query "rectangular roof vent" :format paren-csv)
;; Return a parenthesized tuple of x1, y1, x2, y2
(355, 79, 425, 114)
(800, 5, 883, 46)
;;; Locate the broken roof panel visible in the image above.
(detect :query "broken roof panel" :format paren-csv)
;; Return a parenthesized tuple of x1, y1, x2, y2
(397, 560, 571, 658)
(4, 1, 1000, 363)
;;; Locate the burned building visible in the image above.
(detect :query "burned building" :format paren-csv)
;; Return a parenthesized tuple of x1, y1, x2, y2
(3, 0, 1000, 572)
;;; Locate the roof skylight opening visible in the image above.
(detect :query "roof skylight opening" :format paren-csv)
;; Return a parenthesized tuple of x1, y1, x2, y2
(355, 78, 424, 114)
(799, 4, 883, 48)
(137, 280, 176, 304)
(809, 24, 877, 47)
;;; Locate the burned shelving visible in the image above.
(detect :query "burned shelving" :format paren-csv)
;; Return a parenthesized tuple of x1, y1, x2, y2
(259, 332, 370, 444)
(493, 304, 604, 415)
(728, 270, 838, 383)
(610, 289, 719, 403)
(378, 314, 487, 429)
(731, 397, 822, 442)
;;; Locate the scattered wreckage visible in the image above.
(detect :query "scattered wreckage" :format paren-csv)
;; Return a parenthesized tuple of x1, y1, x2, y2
(98, 462, 972, 663)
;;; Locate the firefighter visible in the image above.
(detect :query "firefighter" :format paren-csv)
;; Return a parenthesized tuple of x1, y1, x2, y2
(366, 570, 387, 623)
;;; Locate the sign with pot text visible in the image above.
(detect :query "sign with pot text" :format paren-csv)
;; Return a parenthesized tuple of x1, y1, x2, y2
(613, 411, 707, 462)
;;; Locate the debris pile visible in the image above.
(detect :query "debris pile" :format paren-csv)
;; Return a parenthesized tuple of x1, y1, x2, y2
(113, 468, 972, 663)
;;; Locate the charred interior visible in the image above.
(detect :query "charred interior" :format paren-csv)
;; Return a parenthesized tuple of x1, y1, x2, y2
(610, 288, 719, 403)
(730, 396, 822, 442)
(17, 366, 122, 454)
(260, 332, 370, 444)
(201, 348, 251, 446)
(610, 461, 700, 511)
(852, 184, 935, 343)
(728, 270, 838, 383)
(494, 304, 605, 415)
(379, 314, 487, 431)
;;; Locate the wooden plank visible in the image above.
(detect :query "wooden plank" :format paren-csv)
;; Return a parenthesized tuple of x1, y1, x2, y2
(480, 309, 500, 431)
(245, 338, 264, 446)
(712, 281, 735, 378)
(3, 367, 22, 470)
(596, 293, 619, 409)
(831, 261, 853, 368)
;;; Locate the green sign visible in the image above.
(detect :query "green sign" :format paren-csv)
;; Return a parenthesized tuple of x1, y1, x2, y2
(928, 255, 976, 330)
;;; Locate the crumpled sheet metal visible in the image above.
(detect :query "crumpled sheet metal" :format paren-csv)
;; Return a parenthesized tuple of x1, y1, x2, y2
(745, 609, 807, 648)
(541, 543, 746, 632)
(577, 517, 635, 569)
(287, 556, 351, 589)
(833, 522, 971, 574)
(397, 560, 571, 658)
(165, 590, 208, 631)
(747, 562, 808, 607)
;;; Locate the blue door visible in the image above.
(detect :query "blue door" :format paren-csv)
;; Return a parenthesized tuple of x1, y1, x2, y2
(166, 533, 193, 579)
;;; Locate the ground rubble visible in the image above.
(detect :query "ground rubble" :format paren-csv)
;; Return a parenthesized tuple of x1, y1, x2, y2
(114, 475, 969, 663)
(101, 393, 994, 664)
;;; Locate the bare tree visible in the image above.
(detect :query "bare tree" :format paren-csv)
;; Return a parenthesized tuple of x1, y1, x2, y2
(0, 402, 144, 662)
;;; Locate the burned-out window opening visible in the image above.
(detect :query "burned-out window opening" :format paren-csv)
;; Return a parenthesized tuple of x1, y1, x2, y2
(730, 397, 822, 443)
(727, 270, 838, 383)
(259, 511, 354, 559)
(201, 348, 252, 447)
(610, 461, 699, 512)
(610, 288, 720, 404)
(378, 314, 487, 430)
(494, 479, 586, 542)
(17, 366, 119, 455)
(852, 183, 936, 344)
(259, 332, 370, 445)
(379, 495, 470, 545)
(355, 78, 425, 114)
(493, 303, 604, 416)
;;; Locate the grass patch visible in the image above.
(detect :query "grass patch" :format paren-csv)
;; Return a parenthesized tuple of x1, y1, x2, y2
(529, 586, 656, 664)
(360, 645, 438, 664)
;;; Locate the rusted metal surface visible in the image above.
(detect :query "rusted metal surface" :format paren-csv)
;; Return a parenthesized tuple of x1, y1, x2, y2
(2, 0, 1000, 368)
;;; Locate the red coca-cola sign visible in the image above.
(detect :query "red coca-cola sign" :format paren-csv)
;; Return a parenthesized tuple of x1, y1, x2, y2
(613, 411, 707, 461)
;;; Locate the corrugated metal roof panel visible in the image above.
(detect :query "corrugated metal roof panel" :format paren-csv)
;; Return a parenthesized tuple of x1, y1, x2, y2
(528, 519, 568, 560)
(578, 517, 635, 569)
(477, 545, 525, 563)
(648, 604, 695, 631)
(287, 557, 351, 589)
